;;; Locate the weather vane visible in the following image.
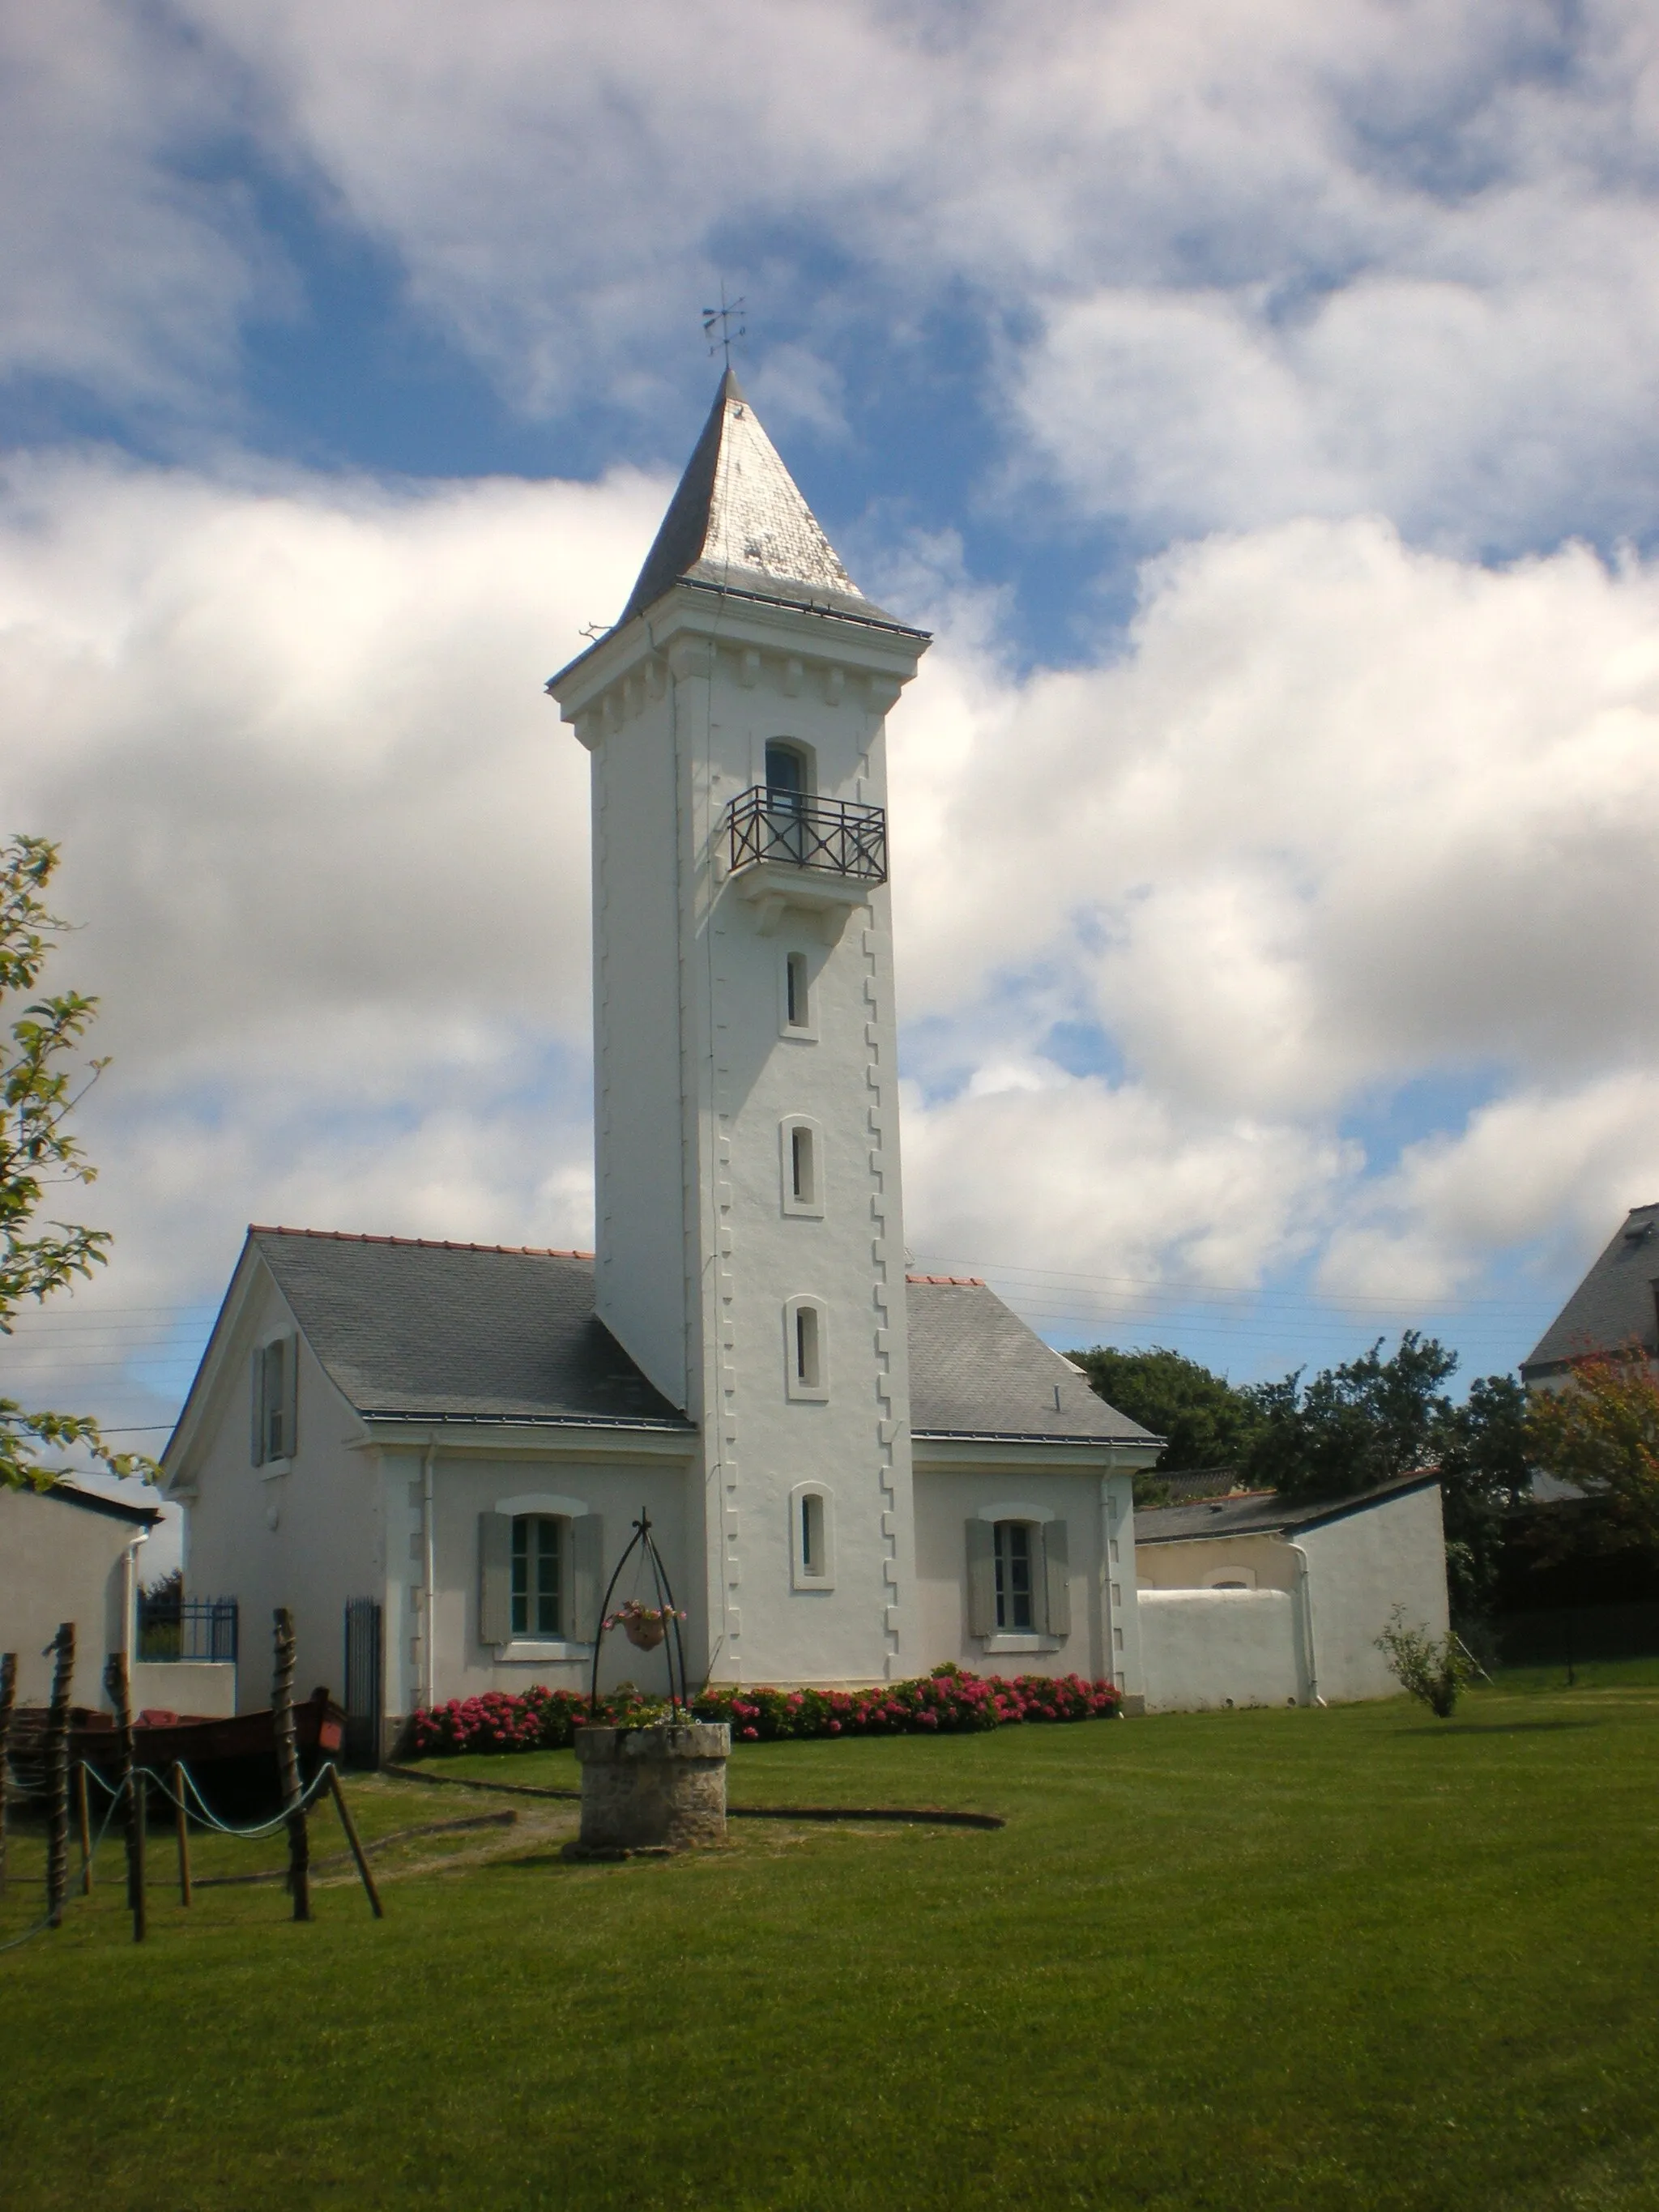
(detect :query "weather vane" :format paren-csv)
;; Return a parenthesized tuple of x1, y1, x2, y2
(702, 284, 747, 369)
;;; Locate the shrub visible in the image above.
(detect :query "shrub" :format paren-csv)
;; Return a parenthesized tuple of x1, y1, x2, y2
(407, 1663, 1120, 1757)
(1376, 1608, 1478, 1718)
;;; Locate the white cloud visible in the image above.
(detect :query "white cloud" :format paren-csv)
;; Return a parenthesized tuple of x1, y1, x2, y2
(9, 2, 1658, 553)
(6, 453, 1659, 1422)
(0, 451, 663, 1349)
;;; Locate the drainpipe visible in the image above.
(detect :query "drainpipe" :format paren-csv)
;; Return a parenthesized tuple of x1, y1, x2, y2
(122, 1528, 151, 1693)
(1287, 1542, 1324, 1707)
(421, 1437, 438, 1711)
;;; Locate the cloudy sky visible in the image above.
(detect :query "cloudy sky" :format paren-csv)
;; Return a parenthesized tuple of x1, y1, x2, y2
(6, 1, 1659, 1545)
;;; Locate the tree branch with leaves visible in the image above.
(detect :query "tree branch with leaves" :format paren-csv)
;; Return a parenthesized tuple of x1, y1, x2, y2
(1, 833, 151, 1490)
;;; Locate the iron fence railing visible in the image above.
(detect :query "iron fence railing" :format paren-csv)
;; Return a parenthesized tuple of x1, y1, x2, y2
(727, 786, 887, 884)
(137, 1595, 239, 1665)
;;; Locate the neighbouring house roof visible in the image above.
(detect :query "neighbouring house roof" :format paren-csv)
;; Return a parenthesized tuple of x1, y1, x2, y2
(185, 1230, 1155, 1451)
(904, 1276, 1158, 1447)
(30, 1480, 161, 1528)
(1521, 1203, 1659, 1380)
(1134, 1469, 1440, 1545)
(613, 370, 923, 637)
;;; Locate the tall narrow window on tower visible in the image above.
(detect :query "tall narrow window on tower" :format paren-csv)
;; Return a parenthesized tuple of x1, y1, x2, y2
(785, 951, 810, 1032)
(784, 1297, 829, 1400)
(781, 1116, 824, 1216)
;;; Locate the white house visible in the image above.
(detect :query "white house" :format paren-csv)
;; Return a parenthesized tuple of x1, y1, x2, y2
(160, 370, 1448, 1748)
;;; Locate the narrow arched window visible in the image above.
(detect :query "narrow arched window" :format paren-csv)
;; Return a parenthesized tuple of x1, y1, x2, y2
(781, 1116, 824, 1214)
(800, 1492, 825, 1576)
(784, 1296, 829, 1400)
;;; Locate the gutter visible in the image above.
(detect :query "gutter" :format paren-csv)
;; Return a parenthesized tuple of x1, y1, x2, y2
(122, 1526, 151, 1685)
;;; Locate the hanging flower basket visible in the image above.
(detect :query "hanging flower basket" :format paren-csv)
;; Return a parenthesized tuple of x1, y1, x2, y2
(606, 1598, 685, 1652)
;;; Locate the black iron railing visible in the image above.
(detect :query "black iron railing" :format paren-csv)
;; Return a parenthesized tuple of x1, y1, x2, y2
(727, 785, 887, 884)
(137, 1595, 239, 1665)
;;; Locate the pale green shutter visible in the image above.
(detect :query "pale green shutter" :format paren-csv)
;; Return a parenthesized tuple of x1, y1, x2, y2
(282, 1335, 299, 1460)
(249, 1349, 266, 1467)
(570, 1515, 604, 1642)
(479, 1513, 513, 1645)
(966, 1519, 996, 1636)
(1043, 1520, 1072, 1637)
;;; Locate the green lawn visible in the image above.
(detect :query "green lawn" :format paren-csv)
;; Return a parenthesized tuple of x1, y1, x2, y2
(2, 1677, 1657, 2211)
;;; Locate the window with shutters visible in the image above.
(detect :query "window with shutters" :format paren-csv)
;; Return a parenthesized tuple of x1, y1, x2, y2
(511, 1515, 563, 1637)
(966, 1513, 1072, 1645)
(250, 1335, 298, 1467)
(479, 1502, 603, 1652)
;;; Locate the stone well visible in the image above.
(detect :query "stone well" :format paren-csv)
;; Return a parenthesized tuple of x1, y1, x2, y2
(571, 1721, 731, 1855)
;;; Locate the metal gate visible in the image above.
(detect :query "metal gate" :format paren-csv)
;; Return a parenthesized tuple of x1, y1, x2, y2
(342, 1597, 384, 1768)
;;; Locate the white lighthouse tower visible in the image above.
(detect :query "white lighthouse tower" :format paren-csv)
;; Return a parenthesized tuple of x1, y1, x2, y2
(548, 372, 930, 1686)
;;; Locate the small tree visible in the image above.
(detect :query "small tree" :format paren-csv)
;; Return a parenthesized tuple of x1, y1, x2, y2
(1, 834, 150, 1490)
(1525, 1346, 1659, 1554)
(1376, 1608, 1478, 1718)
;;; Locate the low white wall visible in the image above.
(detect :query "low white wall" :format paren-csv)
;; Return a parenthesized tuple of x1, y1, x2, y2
(129, 1662, 238, 1718)
(1139, 1588, 1303, 1713)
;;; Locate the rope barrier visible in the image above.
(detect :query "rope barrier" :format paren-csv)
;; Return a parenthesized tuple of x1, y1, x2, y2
(0, 1777, 124, 1957)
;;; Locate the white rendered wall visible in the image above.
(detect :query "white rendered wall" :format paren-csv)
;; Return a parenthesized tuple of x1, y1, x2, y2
(173, 1264, 382, 1715)
(413, 1447, 694, 1709)
(911, 1461, 1141, 1690)
(590, 687, 692, 1404)
(558, 595, 926, 1689)
(1295, 1484, 1450, 1705)
(0, 1486, 139, 1707)
(1139, 1590, 1303, 1712)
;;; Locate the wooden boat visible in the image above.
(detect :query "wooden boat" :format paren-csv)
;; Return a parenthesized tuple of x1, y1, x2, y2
(8, 1689, 346, 1822)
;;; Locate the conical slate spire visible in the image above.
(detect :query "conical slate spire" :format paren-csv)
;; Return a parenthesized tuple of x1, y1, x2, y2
(618, 370, 895, 628)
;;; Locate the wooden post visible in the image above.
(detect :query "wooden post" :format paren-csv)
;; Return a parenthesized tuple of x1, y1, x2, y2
(0, 1651, 15, 1900)
(44, 1622, 75, 1929)
(75, 1761, 93, 1894)
(326, 1770, 385, 1919)
(271, 1609, 310, 1922)
(172, 1762, 192, 1906)
(104, 1651, 145, 1943)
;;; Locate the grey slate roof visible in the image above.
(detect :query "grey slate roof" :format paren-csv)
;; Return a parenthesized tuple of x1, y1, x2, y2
(237, 1232, 1153, 1447)
(1521, 1204, 1659, 1379)
(616, 371, 920, 635)
(905, 1276, 1157, 1446)
(251, 1230, 690, 1430)
(1134, 1469, 1440, 1545)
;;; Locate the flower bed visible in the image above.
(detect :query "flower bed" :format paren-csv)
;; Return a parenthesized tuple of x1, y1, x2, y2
(407, 1664, 1120, 1757)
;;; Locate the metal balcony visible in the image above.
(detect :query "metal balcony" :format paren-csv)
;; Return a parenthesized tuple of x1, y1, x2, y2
(726, 786, 887, 884)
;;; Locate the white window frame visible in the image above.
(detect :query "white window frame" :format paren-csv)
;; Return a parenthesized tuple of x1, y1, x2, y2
(484, 1494, 599, 1660)
(788, 1481, 837, 1591)
(783, 1295, 830, 1401)
(780, 1115, 825, 1217)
